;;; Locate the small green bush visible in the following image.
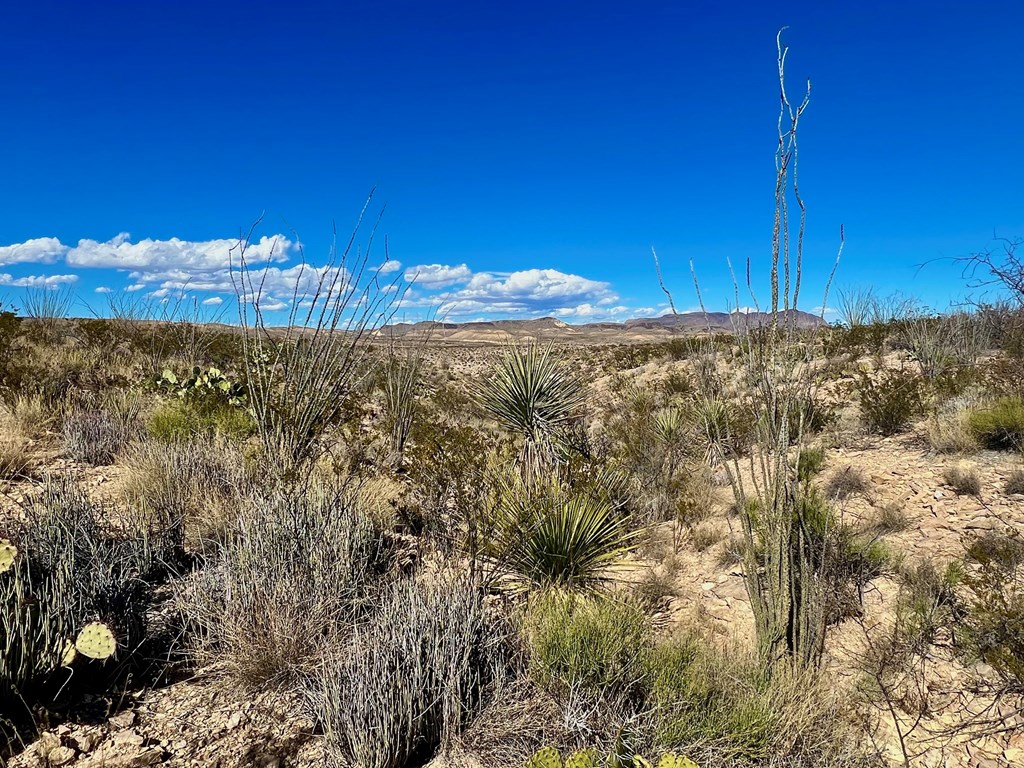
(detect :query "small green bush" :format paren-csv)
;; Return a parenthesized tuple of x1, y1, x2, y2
(796, 447, 826, 481)
(856, 366, 925, 435)
(1005, 469, 1024, 495)
(967, 396, 1024, 451)
(147, 398, 253, 442)
(524, 593, 650, 699)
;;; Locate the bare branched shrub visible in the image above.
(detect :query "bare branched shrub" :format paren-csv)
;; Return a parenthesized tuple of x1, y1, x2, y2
(305, 575, 511, 768)
(837, 287, 875, 329)
(232, 197, 406, 474)
(21, 286, 74, 343)
(824, 465, 870, 500)
(61, 393, 141, 466)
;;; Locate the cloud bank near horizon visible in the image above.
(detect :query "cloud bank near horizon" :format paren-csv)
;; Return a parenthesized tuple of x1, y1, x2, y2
(0, 233, 654, 322)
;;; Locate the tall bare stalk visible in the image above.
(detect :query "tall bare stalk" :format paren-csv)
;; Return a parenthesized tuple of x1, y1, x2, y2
(231, 193, 406, 475)
(690, 30, 842, 672)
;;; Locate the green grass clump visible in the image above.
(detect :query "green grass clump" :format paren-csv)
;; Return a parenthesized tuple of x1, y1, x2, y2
(967, 396, 1024, 451)
(856, 366, 924, 436)
(524, 592, 650, 699)
(147, 398, 254, 442)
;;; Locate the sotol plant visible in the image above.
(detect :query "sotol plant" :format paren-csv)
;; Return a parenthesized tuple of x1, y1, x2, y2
(475, 343, 586, 479)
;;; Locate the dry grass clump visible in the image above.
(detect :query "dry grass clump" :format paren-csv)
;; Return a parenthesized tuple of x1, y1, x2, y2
(824, 465, 870, 500)
(926, 397, 981, 454)
(304, 575, 511, 768)
(942, 464, 982, 497)
(869, 502, 911, 534)
(61, 393, 142, 466)
(0, 411, 33, 481)
(122, 438, 253, 551)
(178, 477, 393, 688)
(1005, 469, 1024, 495)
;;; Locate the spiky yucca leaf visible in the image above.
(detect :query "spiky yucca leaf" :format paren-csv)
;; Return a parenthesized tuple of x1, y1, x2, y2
(475, 344, 585, 463)
(488, 474, 640, 592)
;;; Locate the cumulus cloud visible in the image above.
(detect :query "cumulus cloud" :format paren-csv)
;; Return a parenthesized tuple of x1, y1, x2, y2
(202, 296, 224, 306)
(65, 233, 292, 272)
(376, 259, 402, 274)
(94, 286, 113, 294)
(0, 237, 67, 267)
(404, 263, 472, 288)
(0, 273, 78, 287)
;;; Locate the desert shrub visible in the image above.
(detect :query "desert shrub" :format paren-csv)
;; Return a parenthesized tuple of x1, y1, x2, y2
(856, 366, 925, 435)
(306, 575, 510, 768)
(1005, 469, 1024, 494)
(942, 464, 981, 496)
(966, 396, 1024, 451)
(406, 415, 493, 545)
(958, 529, 1024, 688)
(483, 473, 641, 592)
(823, 465, 870, 500)
(179, 477, 392, 687)
(61, 393, 141, 466)
(642, 634, 862, 764)
(524, 592, 649, 701)
(796, 446, 826, 481)
(717, 535, 748, 567)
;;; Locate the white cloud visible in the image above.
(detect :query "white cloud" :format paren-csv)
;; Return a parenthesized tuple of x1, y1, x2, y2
(0, 273, 78, 287)
(94, 286, 113, 294)
(126, 283, 146, 292)
(0, 237, 67, 267)
(404, 263, 472, 288)
(66, 233, 292, 272)
(376, 259, 402, 274)
(202, 296, 224, 306)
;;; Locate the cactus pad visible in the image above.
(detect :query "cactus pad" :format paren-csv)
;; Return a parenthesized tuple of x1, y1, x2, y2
(0, 539, 17, 573)
(657, 755, 699, 768)
(75, 622, 116, 660)
(633, 757, 653, 768)
(525, 747, 563, 768)
(564, 749, 598, 768)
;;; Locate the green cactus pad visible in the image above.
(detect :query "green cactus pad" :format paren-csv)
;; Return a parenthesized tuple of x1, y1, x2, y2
(75, 622, 117, 660)
(564, 749, 598, 768)
(525, 746, 563, 768)
(0, 539, 17, 573)
(657, 754, 699, 768)
(633, 757, 653, 768)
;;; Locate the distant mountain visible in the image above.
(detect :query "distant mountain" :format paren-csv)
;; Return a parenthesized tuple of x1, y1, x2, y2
(379, 310, 825, 343)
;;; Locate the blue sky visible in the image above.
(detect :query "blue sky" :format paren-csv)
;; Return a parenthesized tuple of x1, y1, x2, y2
(1, 1, 1022, 323)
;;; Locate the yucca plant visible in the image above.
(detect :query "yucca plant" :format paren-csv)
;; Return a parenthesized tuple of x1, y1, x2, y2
(475, 343, 586, 479)
(483, 472, 640, 592)
(382, 344, 423, 469)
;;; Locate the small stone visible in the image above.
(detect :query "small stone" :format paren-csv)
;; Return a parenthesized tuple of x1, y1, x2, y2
(108, 710, 136, 730)
(48, 746, 77, 766)
(69, 730, 101, 753)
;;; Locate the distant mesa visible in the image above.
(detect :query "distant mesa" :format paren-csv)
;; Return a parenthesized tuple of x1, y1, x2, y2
(379, 309, 824, 343)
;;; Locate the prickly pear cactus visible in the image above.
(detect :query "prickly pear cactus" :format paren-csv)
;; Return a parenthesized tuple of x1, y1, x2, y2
(0, 539, 17, 573)
(633, 756, 653, 768)
(75, 621, 116, 660)
(657, 754, 699, 768)
(525, 746, 563, 768)
(564, 749, 598, 768)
